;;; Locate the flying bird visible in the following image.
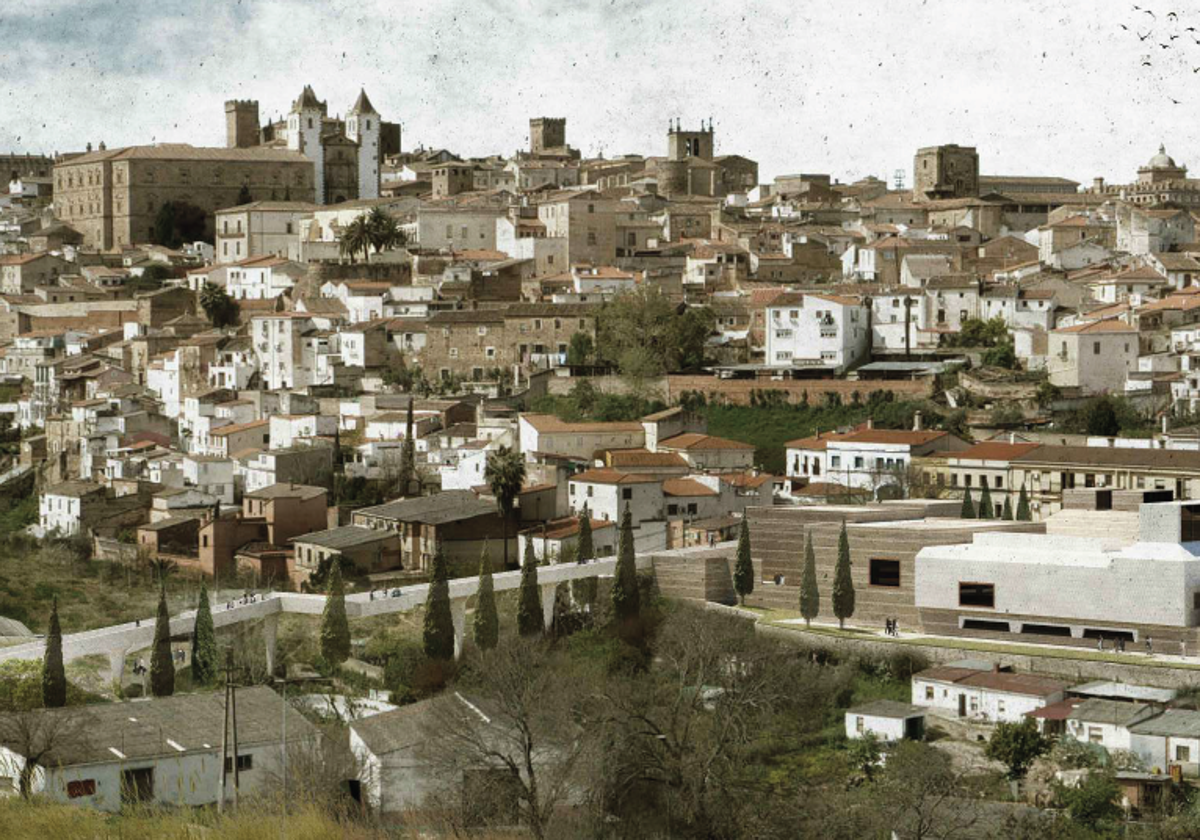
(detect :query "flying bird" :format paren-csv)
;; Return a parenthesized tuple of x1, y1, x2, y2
(1161, 42, 1172, 48)
(1143, 59, 1154, 65)
(1145, 9, 1157, 17)
(1188, 26, 1197, 31)
(1139, 30, 1152, 40)
(1120, 23, 1129, 29)
(1169, 11, 1179, 20)
(1172, 34, 1181, 40)
(1171, 97, 1182, 104)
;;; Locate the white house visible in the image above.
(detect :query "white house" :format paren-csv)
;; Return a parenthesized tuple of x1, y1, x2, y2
(911, 665, 1068, 723)
(1047, 319, 1139, 396)
(763, 292, 869, 372)
(845, 700, 926, 742)
(224, 257, 305, 301)
(0, 687, 317, 812)
(517, 414, 645, 461)
(1064, 699, 1155, 753)
(39, 481, 106, 536)
(182, 455, 235, 506)
(784, 425, 967, 492)
(251, 313, 313, 390)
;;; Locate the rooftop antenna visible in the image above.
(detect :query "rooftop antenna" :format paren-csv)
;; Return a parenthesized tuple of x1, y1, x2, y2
(893, 169, 906, 191)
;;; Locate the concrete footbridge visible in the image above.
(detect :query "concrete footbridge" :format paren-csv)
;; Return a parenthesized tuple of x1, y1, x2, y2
(0, 554, 657, 683)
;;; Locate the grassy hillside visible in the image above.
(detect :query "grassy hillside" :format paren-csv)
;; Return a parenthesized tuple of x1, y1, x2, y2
(532, 389, 940, 475)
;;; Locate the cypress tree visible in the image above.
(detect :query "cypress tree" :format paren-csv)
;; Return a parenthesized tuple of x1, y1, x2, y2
(473, 543, 499, 651)
(398, 398, 416, 496)
(319, 561, 351, 668)
(799, 530, 819, 628)
(423, 542, 455, 661)
(733, 517, 754, 605)
(1001, 495, 1014, 521)
(978, 482, 994, 519)
(42, 597, 66, 708)
(960, 487, 976, 519)
(150, 585, 175, 697)
(190, 580, 218, 686)
(1016, 485, 1032, 521)
(831, 521, 855, 630)
(517, 542, 544, 637)
(611, 503, 641, 625)
(570, 506, 599, 609)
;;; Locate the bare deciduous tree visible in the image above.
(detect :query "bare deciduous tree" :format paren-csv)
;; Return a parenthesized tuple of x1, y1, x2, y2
(418, 640, 599, 840)
(0, 707, 94, 798)
(589, 607, 832, 837)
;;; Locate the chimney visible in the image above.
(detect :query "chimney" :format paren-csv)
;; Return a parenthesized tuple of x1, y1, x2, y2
(1093, 177, 1105, 192)
(913, 411, 923, 432)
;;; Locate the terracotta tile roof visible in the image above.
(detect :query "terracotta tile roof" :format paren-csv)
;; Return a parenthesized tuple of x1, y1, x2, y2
(952, 442, 1041, 461)
(608, 450, 689, 469)
(521, 413, 643, 434)
(722, 472, 776, 489)
(209, 419, 269, 437)
(569, 468, 661, 485)
(835, 429, 948, 446)
(520, 516, 614, 540)
(658, 433, 754, 452)
(61, 143, 310, 165)
(784, 428, 857, 450)
(1054, 319, 1137, 334)
(662, 478, 718, 497)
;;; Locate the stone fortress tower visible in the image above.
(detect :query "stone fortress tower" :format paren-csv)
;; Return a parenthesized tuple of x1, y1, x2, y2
(224, 100, 260, 149)
(225, 84, 392, 205)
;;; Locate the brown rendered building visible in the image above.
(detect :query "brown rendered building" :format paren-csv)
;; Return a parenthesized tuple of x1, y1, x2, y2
(53, 144, 316, 250)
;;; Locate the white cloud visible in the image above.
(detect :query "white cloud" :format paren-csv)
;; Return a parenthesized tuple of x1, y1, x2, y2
(0, 0, 1193, 184)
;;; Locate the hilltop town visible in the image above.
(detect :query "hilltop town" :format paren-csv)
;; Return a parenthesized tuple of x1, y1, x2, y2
(9, 83, 1200, 837)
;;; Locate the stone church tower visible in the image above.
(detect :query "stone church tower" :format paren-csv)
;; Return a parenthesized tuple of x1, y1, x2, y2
(287, 85, 328, 203)
(346, 89, 380, 201)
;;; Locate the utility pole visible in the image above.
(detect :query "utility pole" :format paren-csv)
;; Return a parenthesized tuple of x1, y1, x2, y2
(218, 650, 231, 814)
(218, 649, 245, 812)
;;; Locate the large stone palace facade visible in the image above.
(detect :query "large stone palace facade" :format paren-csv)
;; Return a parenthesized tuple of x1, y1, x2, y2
(52, 145, 316, 250)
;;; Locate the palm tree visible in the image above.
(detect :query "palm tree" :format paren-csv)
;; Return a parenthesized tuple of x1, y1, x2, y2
(366, 207, 406, 254)
(484, 446, 526, 569)
(338, 216, 371, 264)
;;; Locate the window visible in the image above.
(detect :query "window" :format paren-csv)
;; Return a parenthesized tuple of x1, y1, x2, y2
(1094, 341, 1101, 355)
(485, 347, 496, 359)
(668, 504, 678, 516)
(67, 779, 96, 799)
(586, 486, 593, 498)
(587, 231, 597, 246)
(925, 686, 934, 701)
(687, 503, 697, 515)
(854, 456, 864, 469)
(224, 754, 253, 773)
(869, 559, 901, 587)
(1178, 745, 1192, 762)
(449, 348, 458, 359)
(1088, 727, 1103, 744)
(856, 716, 864, 734)
(959, 583, 995, 608)
(994, 476, 1002, 488)
(622, 487, 632, 500)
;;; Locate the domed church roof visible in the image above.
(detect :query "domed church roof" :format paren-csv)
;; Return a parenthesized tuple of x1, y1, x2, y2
(1149, 144, 1178, 169)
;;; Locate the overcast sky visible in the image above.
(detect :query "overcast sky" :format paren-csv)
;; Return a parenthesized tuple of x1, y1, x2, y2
(3, 0, 1198, 186)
